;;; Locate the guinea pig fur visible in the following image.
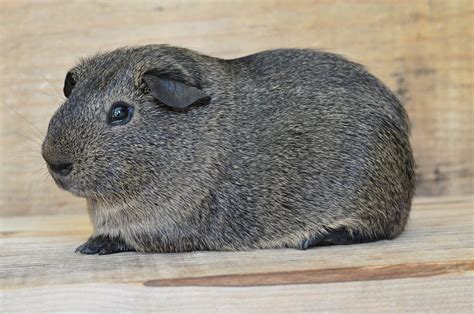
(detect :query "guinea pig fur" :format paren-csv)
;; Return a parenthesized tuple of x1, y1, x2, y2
(42, 45, 415, 254)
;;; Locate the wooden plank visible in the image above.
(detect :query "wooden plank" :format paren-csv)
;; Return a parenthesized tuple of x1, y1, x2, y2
(0, 0, 473, 216)
(144, 260, 473, 287)
(2, 274, 472, 313)
(0, 197, 472, 312)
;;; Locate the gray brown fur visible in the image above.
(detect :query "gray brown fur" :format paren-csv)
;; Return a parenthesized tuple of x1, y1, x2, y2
(42, 45, 415, 254)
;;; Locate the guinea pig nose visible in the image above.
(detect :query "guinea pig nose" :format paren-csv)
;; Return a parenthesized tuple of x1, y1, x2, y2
(48, 162, 73, 176)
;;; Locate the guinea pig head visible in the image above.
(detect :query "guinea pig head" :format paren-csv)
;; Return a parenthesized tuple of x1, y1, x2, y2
(42, 47, 211, 201)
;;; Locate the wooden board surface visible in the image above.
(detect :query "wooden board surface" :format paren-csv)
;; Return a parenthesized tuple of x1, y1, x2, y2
(1, 196, 473, 312)
(0, 0, 473, 216)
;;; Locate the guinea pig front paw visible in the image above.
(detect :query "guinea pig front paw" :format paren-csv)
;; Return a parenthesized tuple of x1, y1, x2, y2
(75, 235, 134, 255)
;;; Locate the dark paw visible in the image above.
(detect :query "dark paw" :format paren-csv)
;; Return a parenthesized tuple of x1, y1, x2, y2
(75, 235, 134, 255)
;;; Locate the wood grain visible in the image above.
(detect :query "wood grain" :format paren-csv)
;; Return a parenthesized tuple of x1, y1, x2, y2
(1, 197, 473, 312)
(0, 1, 472, 214)
(2, 275, 473, 313)
(144, 260, 474, 287)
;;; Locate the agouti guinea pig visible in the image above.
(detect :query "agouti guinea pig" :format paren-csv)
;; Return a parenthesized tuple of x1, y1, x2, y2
(42, 45, 415, 254)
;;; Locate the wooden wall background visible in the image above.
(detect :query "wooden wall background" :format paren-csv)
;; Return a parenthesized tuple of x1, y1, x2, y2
(0, 0, 472, 216)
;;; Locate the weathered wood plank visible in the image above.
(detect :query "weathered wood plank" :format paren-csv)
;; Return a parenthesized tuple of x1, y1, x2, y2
(144, 260, 473, 287)
(0, 0, 473, 216)
(2, 274, 473, 313)
(0, 197, 472, 314)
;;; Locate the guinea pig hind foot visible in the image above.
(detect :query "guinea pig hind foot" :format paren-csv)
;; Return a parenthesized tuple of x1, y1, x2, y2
(298, 227, 372, 250)
(75, 235, 135, 255)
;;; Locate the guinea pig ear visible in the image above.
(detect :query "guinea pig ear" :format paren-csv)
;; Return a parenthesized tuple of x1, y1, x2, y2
(142, 72, 209, 109)
(63, 71, 76, 98)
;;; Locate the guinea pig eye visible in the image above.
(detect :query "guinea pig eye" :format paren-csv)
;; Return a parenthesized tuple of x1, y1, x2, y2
(108, 102, 134, 126)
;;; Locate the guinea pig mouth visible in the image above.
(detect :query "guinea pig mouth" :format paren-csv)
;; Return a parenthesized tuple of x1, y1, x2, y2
(48, 171, 88, 197)
(54, 178, 89, 198)
(52, 176, 67, 189)
(50, 173, 72, 192)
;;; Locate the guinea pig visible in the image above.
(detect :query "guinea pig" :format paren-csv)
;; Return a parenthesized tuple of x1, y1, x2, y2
(42, 45, 415, 254)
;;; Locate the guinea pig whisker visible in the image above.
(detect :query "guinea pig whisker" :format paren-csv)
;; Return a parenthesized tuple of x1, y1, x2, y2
(26, 165, 50, 186)
(16, 130, 44, 147)
(36, 90, 65, 101)
(32, 166, 47, 176)
(3, 102, 46, 139)
(40, 171, 52, 183)
(21, 157, 45, 162)
(40, 74, 64, 99)
(24, 163, 47, 173)
(10, 131, 43, 147)
(17, 122, 46, 143)
(15, 151, 44, 159)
